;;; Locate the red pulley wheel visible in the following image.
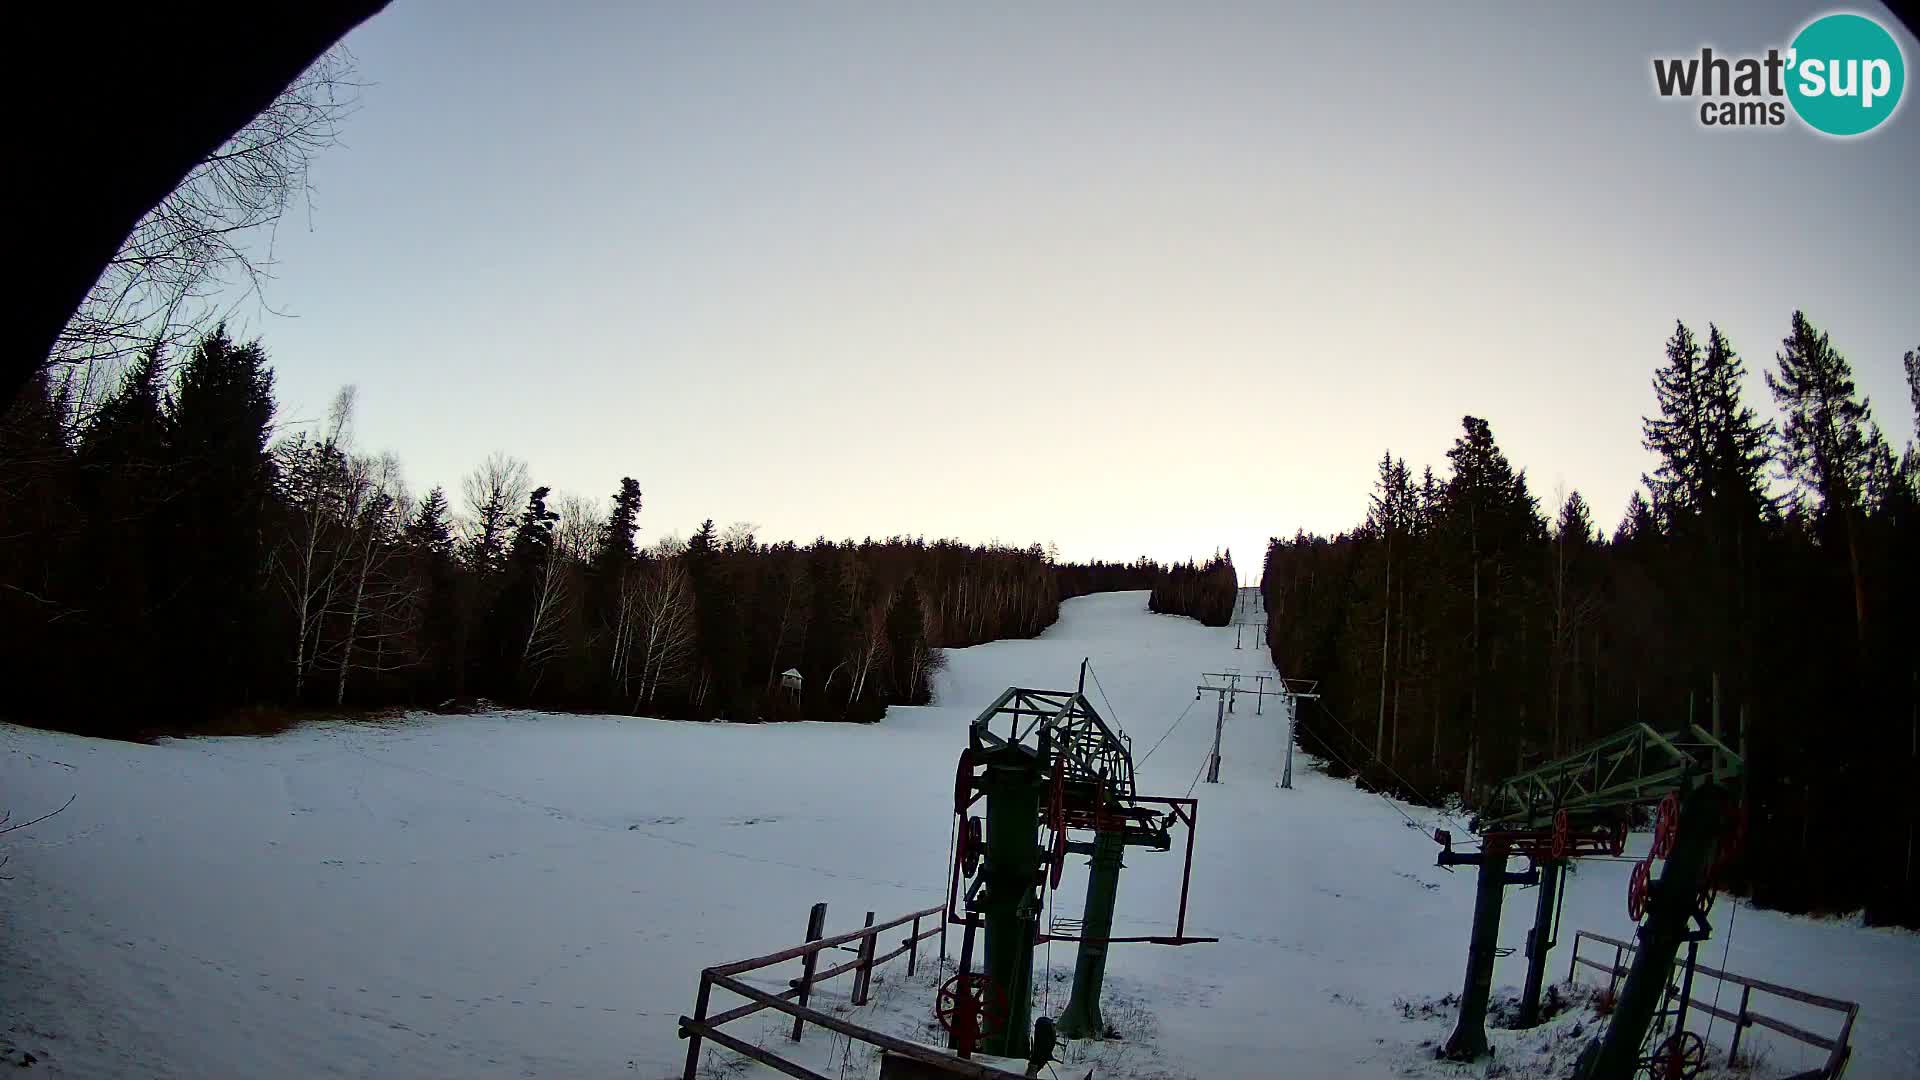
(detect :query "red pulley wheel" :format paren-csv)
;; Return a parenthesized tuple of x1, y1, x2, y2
(1627, 858, 1652, 922)
(959, 816, 983, 877)
(934, 972, 1009, 1041)
(1652, 793, 1679, 859)
(953, 750, 975, 816)
(1552, 809, 1570, 859)
(1648, 1030, 1707, 1080)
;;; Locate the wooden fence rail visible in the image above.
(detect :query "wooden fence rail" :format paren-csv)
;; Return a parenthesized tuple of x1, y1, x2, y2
(1567, 929, 1859, 1078)
(679, 900, 1024, 1080)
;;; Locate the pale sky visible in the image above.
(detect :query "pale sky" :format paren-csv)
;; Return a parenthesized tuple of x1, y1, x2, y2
(229, 3, 1920, 577)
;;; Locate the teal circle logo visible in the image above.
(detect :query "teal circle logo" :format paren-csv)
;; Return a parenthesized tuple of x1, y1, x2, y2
(1787, 13, 1905, 136)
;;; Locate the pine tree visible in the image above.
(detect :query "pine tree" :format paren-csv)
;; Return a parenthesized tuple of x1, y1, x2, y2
(1439, 416, 1544, 786)
(1613, 491, 1657, 545)
(404, 486, 461, 700)
(1643, 321, 1709, 523)
(586, 477, 644, 702)
(156, 326, 277, 709)
(595, 478, 643, 567)
(1767, 311, 1878, 641)
(72, 350, 172, 711)
(685, 518, 746, 719)
(1698, 325, 1776, 526)
(1905, 347, 1919, 434)
(406, 487, 456, 557)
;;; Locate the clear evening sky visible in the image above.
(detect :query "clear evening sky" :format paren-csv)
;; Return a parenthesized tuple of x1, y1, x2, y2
(234, 3, 1919, 578)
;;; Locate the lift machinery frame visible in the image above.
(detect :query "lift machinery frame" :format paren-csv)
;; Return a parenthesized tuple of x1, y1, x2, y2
(1435, 721, 1744, 1080)
(943, 668, 1213, 1060)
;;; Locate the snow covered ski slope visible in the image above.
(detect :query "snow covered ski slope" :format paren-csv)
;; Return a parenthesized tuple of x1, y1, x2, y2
(2, 591, 1915, 1078)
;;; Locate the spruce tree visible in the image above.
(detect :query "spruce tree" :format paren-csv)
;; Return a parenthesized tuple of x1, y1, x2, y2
(404, 486, 462, 700)
(1767, 311, 1878, 641)
(595, 478, 643, 566)
(156, 326, 277, 709)
(1643, 321, 1709, 524)
(406, 487, 456, 557)
(685, 518, 746, 719)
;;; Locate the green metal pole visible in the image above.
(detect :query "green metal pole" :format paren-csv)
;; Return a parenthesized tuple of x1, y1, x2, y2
(1056, 825, 1126, 1039)
(1577, 784, 1728, 1080)
(1517, 858, 1562, 1028)
(979, 747, 1040, 1059)
(1442, 834, 1511, 1060)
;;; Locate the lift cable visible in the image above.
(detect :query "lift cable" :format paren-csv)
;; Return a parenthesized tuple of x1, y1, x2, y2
(1286, 713, 1439, 836)
(1085, 661, 1124, 738)
(1186, 746, 1211, 798)
(1309, 697, 1477, 839)
(1137, 695, 1199, 767)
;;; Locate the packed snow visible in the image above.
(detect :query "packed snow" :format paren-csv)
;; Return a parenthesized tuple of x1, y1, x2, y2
(2, 591, 1915, 1078)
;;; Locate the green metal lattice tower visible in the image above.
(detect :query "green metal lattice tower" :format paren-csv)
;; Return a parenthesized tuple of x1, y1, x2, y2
(1438, 721, 1743, 1076)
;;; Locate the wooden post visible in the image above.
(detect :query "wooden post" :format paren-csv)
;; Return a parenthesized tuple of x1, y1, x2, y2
(907, 914, 921, 976)
(682, 973, 714, 1080)
(1728, 984, 1753, 1065)
(853, 911, 876, 1005)
(1608, 943, 1624, 998)
(1567, 933, 1580, 985)
(790, 901, 828, 1041)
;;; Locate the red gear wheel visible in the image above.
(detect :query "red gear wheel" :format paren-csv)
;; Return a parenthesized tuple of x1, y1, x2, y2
(1628, 858, 1652, 922)
(935, 972, 1009, 1043)
(1646, 1030, 1707, 1080)
(1652, 793, 1680, 859)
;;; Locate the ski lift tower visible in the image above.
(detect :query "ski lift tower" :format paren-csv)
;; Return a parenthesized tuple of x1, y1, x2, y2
(943, 662, 1212, 1059)
(1432, 722, 1745, 1080)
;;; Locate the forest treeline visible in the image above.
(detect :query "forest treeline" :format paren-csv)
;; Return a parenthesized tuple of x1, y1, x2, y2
(1057, 559, 1163, 600)
(0, 329, 1164, 737)
(1261, 313, 1919, 925)
(1148, 555, 1239, 626)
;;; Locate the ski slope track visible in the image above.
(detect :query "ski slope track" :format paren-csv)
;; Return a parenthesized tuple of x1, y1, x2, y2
(3, 592, 1915, 1078)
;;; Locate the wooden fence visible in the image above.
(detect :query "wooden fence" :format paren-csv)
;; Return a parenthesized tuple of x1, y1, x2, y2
(677, 900, 1028, 1080)
(1567, 929, 1859, 1078)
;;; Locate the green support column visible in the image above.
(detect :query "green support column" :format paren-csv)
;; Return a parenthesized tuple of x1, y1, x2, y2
(1442, 835, 1512, 1060)
(1056, 825, 1125, 1039)
(1578, 785, 1728, 1080)
(979, 748, 1040, 1059)
(1517, 858, 1562, 1028)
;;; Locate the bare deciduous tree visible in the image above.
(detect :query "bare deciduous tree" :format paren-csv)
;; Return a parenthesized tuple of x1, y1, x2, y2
(554, 493, 604, 564)
(270, 388, 356, 698)
(331, 452, 417, 705)
(634, 556, 697, 709)
(519, 529, 571, 691)
(50, 51, 362, 418)
(460, 452, 529, 576)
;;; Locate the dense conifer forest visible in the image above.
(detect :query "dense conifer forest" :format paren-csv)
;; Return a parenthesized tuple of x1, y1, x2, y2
(0, 329, 1167, 736)
(1261, 314, 1919, 926)
(1148, 555, 1240, 626)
